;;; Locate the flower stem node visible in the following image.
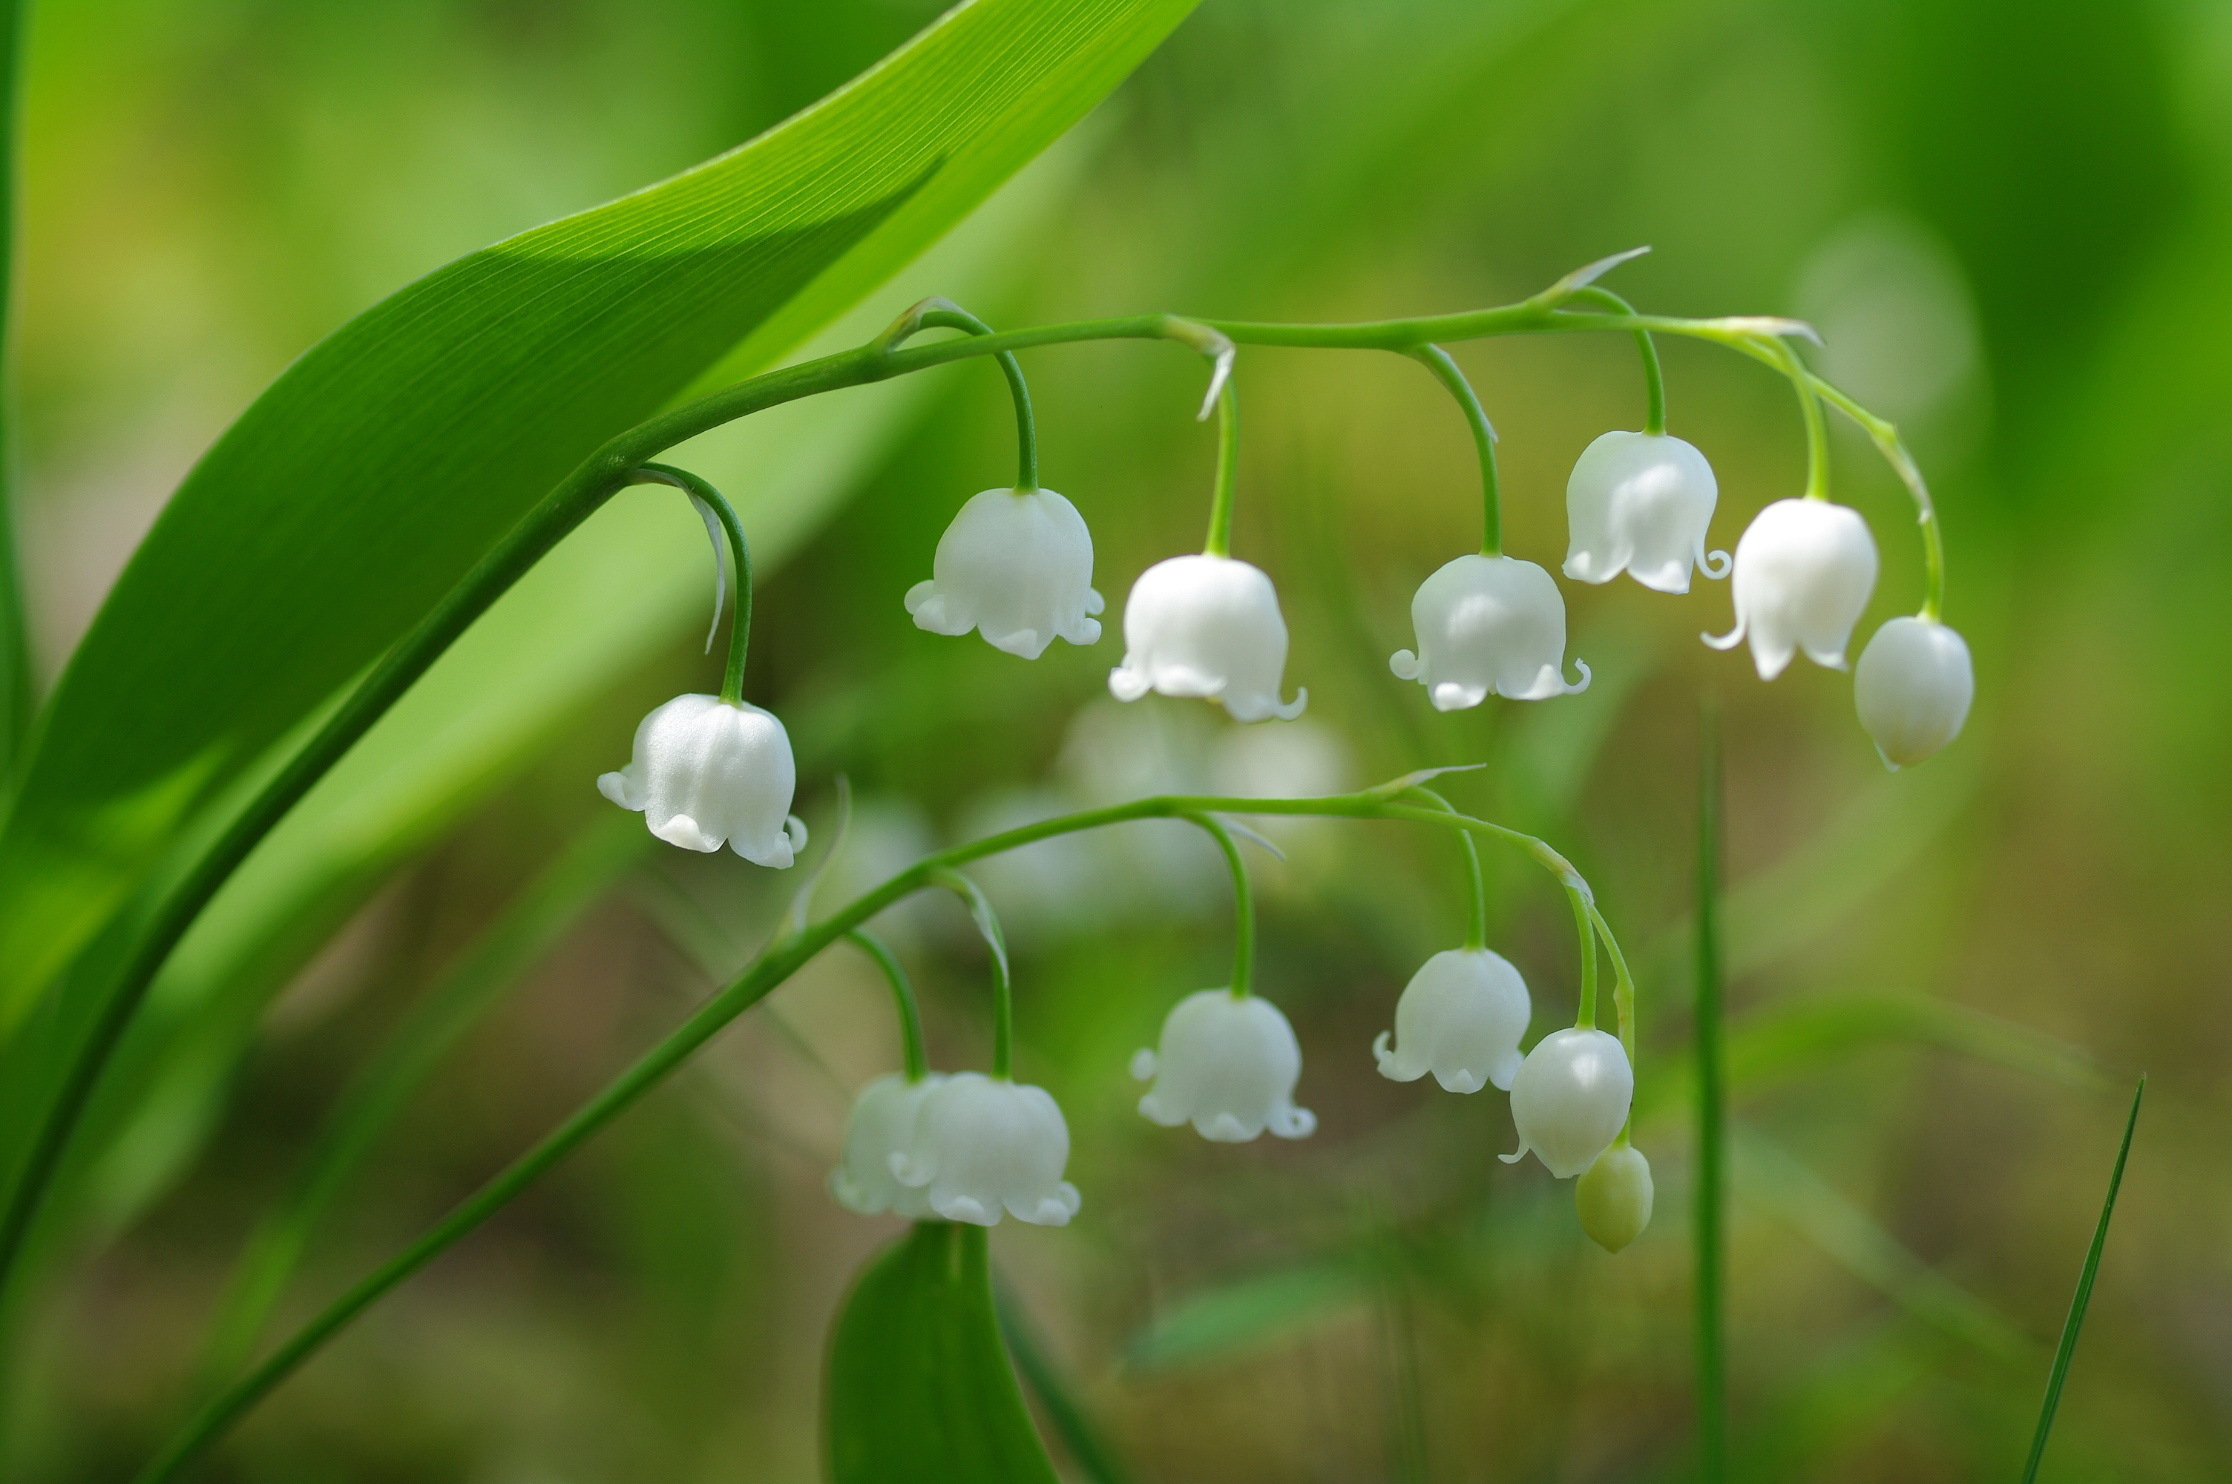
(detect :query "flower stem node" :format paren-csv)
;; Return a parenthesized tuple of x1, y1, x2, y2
(1854, 616, 1973, 769)
(829, 1072, 946, 1220)
(1705, 498, 1879, 679)
(1562, 431, 1729, 594)
(1109, 555, 1306, 722)
(597, 693, 806, 867)
(1390, 554, 1590, 709)
(1133, 988, 1316, 1141)
(1373, 948, 1531, 1093)
(904, 487, 1105, 658)
(1576, 1143, 1654, 1252)
(888, 1071, 1082, 1227)
(1501, 1027, 1633, 1178)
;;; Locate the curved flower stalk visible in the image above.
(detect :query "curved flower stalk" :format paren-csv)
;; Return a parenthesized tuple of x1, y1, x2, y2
(1855, 615, 1973, 768)
(1563, 431, 1728, 594)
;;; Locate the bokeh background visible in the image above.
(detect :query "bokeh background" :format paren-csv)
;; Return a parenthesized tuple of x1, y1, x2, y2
(10, 0, 2229, 1479)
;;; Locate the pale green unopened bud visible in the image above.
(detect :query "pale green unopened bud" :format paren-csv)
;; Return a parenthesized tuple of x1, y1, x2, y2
(1576, 1143, 1654, 1253)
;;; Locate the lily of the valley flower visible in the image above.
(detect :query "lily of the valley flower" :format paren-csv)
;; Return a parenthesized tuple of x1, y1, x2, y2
(1705, 498, 1879, 679)
(1562, 431, 1729, 594)
(1133, 988, 1317, 1141)
(890, 1071, 1082, 1227)
(905, 487, 1105, 659)
(1500, 1027, 1633, 1178)
(1390, 554, 1590, 708)
(828, 1073, 944, 1219)
(1576, 1143, 1654, 1253)
(1373, 948, 1531, 1093)
(1109, 554, 1306, 722)
(598, 693, 806, 867)
(1854, 616, 1973, 769)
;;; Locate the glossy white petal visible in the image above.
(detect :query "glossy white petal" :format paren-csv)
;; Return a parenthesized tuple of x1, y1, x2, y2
(1132, 989, 1316, 1142)
(1373, 948, 1531, 1093)
(1500, 1027, 1633, 1178)
(1389, 554, 1589, 709)
(1576, 1143, 1654, 1252)
(828, 1073, 944, 1220)
(1109, 554, 1306, 723)
(1854, 616, 1973, 769)
(889, 1071, 1081, 1227)
(597, 693, 806, 867)
(904, 487, 1104, 659)
(1562, 431, 1727, 594)
(1704, 499, 1879, 680)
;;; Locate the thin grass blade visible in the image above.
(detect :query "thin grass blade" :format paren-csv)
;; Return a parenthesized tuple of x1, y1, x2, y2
(1695, 703, 1728, 1480)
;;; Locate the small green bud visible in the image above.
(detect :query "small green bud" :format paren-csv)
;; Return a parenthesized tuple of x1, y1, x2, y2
(1576, 1143, 1653, 1253)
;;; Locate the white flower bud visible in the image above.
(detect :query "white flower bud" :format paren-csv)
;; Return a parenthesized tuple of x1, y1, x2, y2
(1854, 616, 1973, 769)
(1389, 554, 1590, 709)
(828, 1073, 944, 1220)
(1132, 989, 1316, 1142)
(1575, 1143, 1654, 1253)
(1705, 498, 1879, 680)
(598, 693, 807, 867)
(1373, 948, 1531, 1093)
(889, 1071, 1081, 1227)
(1109, 554, 1306, 723)
(1563, 431, 1728, 594)
(904, 487, 1105, 659)
(1500, 1027, 1633, 1178)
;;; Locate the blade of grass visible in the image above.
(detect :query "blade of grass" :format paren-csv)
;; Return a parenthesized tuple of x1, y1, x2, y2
(1696, 701, 1727, 1481)
(2019, 1076, 2144, 1483)
(0, 0, 27, 792)
(995, 1277, 1134, 1484)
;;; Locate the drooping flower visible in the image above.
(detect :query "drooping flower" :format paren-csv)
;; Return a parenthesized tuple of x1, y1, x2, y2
(1704, 498, 1879, 680)
(1562, 431, 1729, 594)
(1575, 1143, 1654, 1253)
(1854, 616, 1973, 769)
(1109, 554, 1306, 722)
(598, 693, 806, 867)
(1390, 554, 1590, 709)
(889, 1071, 1082, 1227)
(1373, 948, 1531, 1093)
(1500, 1027, 1633, 1178)
(828, 1073, 944, 1219)
(904, 487, 1105, 659)
(1133, 989, 1317, 1141)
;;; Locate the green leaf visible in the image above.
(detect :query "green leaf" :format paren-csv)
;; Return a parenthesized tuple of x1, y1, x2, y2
(826, 1222, 1058, 1484)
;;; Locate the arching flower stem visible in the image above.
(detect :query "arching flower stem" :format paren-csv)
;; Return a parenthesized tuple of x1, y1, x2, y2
(1407, 345, 1501, 556)
(931, 868, 1013, 1078)
(626, 464, 751, 704)
(1185, 812, 1255, 998)
(844, 929, 927, 1083)
(1201, 375, 1242, 557)
(879, 297, 1039, 490)
(1569, 888, 1601, 1031)
(1562, 285, 1666, 436)
(1769, 336, 1832, 501)
(1405, 786, 1487, 951)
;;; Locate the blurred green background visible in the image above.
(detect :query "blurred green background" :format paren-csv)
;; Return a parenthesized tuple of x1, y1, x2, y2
(10, 0, 2229, 1478)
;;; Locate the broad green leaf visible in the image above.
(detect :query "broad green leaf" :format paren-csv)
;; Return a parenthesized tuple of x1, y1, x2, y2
(0, 0, 1201, 1035)
(826, 1222, 1057, 1484)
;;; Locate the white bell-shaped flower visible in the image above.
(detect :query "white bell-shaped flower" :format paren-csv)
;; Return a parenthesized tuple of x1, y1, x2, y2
(598, 693, 806, 867)
(889, 1071, 1081, 1227)
(1132, 988, 1317, 1141)
(1562, 431, 1729, 594)
(1576, 1143, 1654, 1253)
(1109, 554, 1306, 723)
(1705, 498, 1879, 679)
(1854, 616, 1973, 769)
(904, 487, 1105, 659)
(1373, 948, 1531, 1093)
(1390, 554, 1590, 709)
(1500, 1027, 1633, 1178)
(828, 1073, 944, 1220)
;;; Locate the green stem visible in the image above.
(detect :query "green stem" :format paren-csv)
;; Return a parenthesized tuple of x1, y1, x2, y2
(1564, 286, 1665, 435)
(1695, 704, 1727, 1482)
(1769, 336, 1830, 500)
(882, 298, 1038, 490)
(628, 465, 751, 704)
(846, 930, 927, 1083)
(932, 869, 1011, 1078)
(1407, 787, 1485, 951)
(1186, 813, 1254, 997)
(1201, 374, 1240, 557)
(1408, 345, 1500, 556)
(1569, 888, 1599, 1031)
